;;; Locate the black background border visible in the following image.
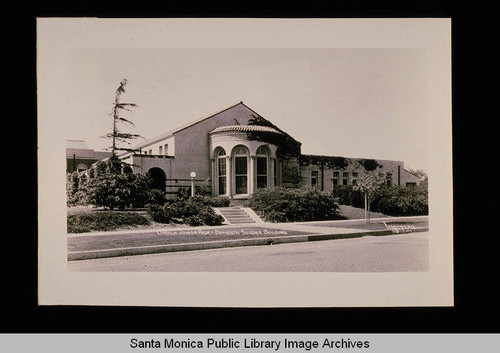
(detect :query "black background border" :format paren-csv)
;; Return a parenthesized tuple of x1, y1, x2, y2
(3, 1, 493, 334)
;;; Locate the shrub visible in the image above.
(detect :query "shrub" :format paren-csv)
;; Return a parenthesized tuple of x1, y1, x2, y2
(86, 170, 153, 210)
(371, 185, 428, 216)
(147, 189, 168, 206)
(67, 211, 150, 233)
(199, 195, 231, 207)
(146, 204, 173, 223)
(66, 172, 90, 206)
(146, 196, 225, 226)
(334, 185, 376, 209)
(246, 187, 343, 222)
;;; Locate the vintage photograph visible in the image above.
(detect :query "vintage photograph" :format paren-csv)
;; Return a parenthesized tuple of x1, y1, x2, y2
(38, 19, 452, 307)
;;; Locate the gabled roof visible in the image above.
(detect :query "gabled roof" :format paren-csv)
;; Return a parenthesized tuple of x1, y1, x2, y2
(125, 101, 250, 153)
(123, 101, 290, 155)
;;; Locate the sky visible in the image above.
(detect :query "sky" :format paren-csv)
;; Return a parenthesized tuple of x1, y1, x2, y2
(60, 47, 430, 171)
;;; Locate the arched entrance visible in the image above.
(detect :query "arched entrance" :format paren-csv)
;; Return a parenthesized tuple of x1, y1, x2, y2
(147, 167, 166, 191)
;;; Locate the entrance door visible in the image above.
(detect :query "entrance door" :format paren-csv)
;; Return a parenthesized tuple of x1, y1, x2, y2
(147, 167, 166, 191)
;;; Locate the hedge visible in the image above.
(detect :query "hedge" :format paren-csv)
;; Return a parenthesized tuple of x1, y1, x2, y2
(371, 186, 428, 216)
(246, 187, 343, 222)
(147, 195, 226, 226)
(67, 211, 150, 233)
(335, 184, 428, 217)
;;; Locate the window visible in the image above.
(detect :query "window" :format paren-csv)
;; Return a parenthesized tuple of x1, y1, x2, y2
(342, 172, 349, 185)
(352, 172, 358, 186)
(148, 149, 152, 155)
(164, 144, 168, 155)
(311, 170, 318, 187)
(256, 146, 269, 189)
(386, 173, 393, 187)
(234, 146, 248, 195)
(159, 145, 163, 155)
(217, 149, 226, 195)
(332, 171, 339, 186)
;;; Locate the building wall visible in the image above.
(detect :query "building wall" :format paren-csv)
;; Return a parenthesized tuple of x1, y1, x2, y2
(170, 103, 258, 182)
(66, 148, 111, 173)
(67, 157, 98, 173)
(134, 136, 175, 157)
(79, 103, 423, 199)
(115, 103, 262, 197)
(301, 158, 421, 192)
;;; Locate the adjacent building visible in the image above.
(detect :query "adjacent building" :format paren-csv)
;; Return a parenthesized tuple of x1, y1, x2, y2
(66, 140, 111, 173)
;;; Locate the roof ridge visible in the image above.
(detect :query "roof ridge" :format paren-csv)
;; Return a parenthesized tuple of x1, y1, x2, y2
(172, 101, 245, 135)
(127, 101, 246, 151)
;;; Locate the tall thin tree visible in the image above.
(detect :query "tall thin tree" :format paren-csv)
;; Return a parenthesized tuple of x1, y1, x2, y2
(102, 78, 142, 156)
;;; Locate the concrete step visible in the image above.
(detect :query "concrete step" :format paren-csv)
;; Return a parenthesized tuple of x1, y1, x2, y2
(215, 207, 259, 224)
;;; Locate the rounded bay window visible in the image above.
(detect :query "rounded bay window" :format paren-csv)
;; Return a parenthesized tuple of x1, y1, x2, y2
(209, 124, 282, 198)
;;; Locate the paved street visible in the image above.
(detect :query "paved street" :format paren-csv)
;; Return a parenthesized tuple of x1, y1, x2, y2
(68, 232, 428, 272)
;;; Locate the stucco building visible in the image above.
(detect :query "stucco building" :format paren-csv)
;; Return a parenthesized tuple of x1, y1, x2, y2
(69, 102, 422, 199)
(66, 140, 111, 173)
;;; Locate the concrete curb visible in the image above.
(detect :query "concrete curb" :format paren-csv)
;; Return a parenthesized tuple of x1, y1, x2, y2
(67, 226, 429, 261)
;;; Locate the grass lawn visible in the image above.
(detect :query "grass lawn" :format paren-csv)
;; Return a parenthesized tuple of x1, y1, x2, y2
(67, 211, 151, 233)
(337, 204, 388, 220)
(67, 204, 390, 234)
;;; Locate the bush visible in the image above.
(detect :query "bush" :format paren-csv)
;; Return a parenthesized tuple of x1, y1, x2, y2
(199, 195, 231, 207)
(86, 170, 153, 210)
(146, 204, 173, 223)
(66, 172, 91, 206)
(371, 185, 428, 216)
(146, 196, 225, 226)
(246, 187, 343, 222)
(335, 183, 428, 217)
(67, 211, 150, 233)
(147, 189, 168, 206)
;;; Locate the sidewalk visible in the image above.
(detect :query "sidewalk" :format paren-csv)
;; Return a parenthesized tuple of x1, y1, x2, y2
(67, 216, 429, 261)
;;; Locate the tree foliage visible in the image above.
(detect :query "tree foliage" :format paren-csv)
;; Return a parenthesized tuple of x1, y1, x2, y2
(246, 114, 302, 159)
(67, 158, 157, 210)
(101, 78, 143, 155)
(352, 172, 387, 222)
(356, 158, 380, 172)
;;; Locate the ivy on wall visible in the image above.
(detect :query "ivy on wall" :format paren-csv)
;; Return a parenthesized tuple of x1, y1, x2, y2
(246, 114, 302, 159)
(300, 155, 381, 172)
(356, 158, 380, 172)
(300, 154, 350, 170)
(244, 114, 380, 175)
